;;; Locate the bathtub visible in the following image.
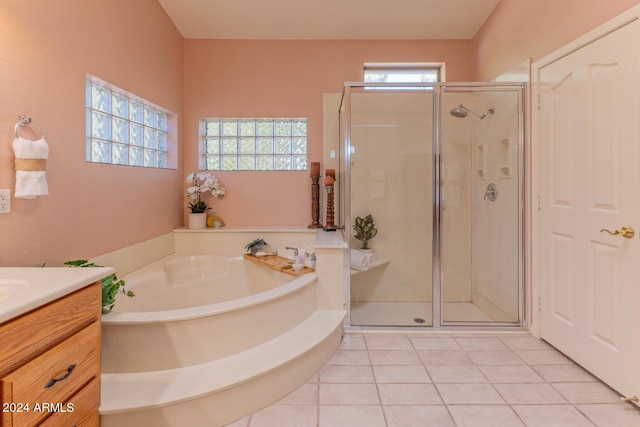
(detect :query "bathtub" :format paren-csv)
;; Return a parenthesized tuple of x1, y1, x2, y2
(101, 254, 317, 373)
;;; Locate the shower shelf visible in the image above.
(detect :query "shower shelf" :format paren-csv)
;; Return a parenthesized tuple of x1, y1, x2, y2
(350, 258, 390, 276)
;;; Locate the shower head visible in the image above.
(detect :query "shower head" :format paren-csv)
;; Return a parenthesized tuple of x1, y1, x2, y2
(449, 105, 468, 118)
(449, 104, 495, 119)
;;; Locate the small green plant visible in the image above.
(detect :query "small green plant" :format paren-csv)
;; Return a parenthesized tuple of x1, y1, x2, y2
(64, 260, 134, 313)
(353, 214, 377, 250)
(244, 238, 267, 254)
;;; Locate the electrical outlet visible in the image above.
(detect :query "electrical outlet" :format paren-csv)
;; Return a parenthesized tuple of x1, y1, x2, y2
(0, 190, 11, 214)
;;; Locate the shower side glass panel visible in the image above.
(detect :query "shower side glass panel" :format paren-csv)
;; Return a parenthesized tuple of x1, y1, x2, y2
(440, 86, 523, 324)
(346, 86, 434, 327)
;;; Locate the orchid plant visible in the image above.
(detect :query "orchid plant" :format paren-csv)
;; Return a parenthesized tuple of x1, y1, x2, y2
(186, 172, 226, 213)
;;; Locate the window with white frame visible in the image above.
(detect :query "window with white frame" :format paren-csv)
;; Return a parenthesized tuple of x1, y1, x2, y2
(85, 77, 172, 168)
(364, 63, 443, 88)
(202, 118, 308, 171)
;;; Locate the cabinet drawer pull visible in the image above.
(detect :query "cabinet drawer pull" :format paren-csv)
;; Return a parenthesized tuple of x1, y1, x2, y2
(44, 364, 77, 388)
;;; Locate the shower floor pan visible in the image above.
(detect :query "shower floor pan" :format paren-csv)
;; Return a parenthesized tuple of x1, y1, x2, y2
(350, 301, 494, 326)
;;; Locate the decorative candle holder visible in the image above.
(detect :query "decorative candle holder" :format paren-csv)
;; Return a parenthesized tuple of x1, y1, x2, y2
(308, 162, 323, 229)
(324, 169, 336, 231)
(323, 185, 336, 231)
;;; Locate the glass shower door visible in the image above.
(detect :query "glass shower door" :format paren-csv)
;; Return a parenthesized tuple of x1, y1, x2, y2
(344, 85, 434, 327)
(440, 86, 524, 324)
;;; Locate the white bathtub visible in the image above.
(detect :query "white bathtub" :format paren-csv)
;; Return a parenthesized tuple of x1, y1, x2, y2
(101, 254, 317, 373)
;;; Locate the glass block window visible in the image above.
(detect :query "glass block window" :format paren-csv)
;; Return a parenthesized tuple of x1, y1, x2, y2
(203, 118, 308, 171)
(86, 78, 171, 168)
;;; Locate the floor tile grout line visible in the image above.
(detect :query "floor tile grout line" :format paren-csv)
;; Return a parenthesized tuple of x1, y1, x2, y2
(362, 332, 388, 426)
(408, 331, 452, 414)
(315, 372, 320, 427)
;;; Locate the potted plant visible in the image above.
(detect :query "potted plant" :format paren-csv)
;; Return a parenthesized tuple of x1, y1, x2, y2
(353, 214, 377, 250)
(244, 238, 268, 254)
(64, 260, 134, 313)
(186, 172, 226, 229)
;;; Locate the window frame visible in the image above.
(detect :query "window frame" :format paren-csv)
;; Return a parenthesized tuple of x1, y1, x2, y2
(85, 75, 176, 169)
(201, 118, 309, 172)
(363, 62, 445, 89)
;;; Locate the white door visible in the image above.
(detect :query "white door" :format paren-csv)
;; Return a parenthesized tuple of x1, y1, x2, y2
(537, 17, 640, 402)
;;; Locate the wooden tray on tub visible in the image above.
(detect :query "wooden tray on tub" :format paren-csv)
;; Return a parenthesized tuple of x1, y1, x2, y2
(243, 253, 315, 277)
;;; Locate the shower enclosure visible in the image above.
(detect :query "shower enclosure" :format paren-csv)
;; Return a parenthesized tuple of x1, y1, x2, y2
(338, 82, 525, 328)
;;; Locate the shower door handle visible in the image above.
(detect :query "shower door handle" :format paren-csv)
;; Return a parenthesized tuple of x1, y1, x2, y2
(600, 225, 635, 239)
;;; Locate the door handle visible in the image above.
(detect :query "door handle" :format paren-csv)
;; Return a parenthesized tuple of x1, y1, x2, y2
(600, 225, 635, 239)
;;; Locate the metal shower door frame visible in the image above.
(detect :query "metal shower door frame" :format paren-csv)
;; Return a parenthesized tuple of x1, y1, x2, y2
(437, 83, 526, 328)
(340, 82, 526, 330)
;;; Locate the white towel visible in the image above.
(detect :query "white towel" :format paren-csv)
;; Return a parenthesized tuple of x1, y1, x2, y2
(350, 249, 374, 271)
(13, 137, 49, 199)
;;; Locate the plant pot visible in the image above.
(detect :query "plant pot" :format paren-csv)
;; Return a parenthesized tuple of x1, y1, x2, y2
(359, 247, 373, 255)
(188, 213, 207, 230)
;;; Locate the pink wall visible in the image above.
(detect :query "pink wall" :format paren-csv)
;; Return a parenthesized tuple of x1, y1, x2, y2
(3, 0, 638, 267)
(0, 0, 184, 266)
(183, 39, 473, 226)
(473, 0, 640, 80)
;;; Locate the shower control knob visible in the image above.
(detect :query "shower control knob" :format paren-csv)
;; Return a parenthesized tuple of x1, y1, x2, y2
(484, 183, 498, 201)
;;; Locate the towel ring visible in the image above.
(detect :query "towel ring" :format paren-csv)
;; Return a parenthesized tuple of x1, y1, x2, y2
(14, 115, 44, 139)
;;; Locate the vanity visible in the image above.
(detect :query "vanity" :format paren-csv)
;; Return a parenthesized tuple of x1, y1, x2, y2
(0, 267, 113, 427)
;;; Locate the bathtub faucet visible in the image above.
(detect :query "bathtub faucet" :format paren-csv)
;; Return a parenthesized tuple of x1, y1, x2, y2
(285, 246, 299, 256)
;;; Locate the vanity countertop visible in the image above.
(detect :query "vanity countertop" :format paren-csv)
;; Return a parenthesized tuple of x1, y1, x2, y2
(0, 267, 114, 324)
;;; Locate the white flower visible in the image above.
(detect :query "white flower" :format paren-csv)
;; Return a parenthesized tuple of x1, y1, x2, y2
(187, 186, 199, 200)
(185, 171, 226, 213)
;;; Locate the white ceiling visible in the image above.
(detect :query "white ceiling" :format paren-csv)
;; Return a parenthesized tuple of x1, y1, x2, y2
(158, 0, 501, 40)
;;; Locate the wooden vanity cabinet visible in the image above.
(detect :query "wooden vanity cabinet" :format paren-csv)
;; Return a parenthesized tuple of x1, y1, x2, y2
(0, 282, 102, 427)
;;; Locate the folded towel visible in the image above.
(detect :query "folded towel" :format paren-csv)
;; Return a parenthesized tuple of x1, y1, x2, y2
(13, 137, 49, 199)
(350, 249, 374, 271)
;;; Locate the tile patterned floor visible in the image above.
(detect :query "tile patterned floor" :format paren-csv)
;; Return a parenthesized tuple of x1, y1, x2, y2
(226, 332, 640, 426)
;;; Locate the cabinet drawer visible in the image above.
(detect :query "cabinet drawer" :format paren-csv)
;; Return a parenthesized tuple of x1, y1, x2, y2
(0, 283, 100, 378)
(2, 322, 100, 426)
(39, 378, 100, 427)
